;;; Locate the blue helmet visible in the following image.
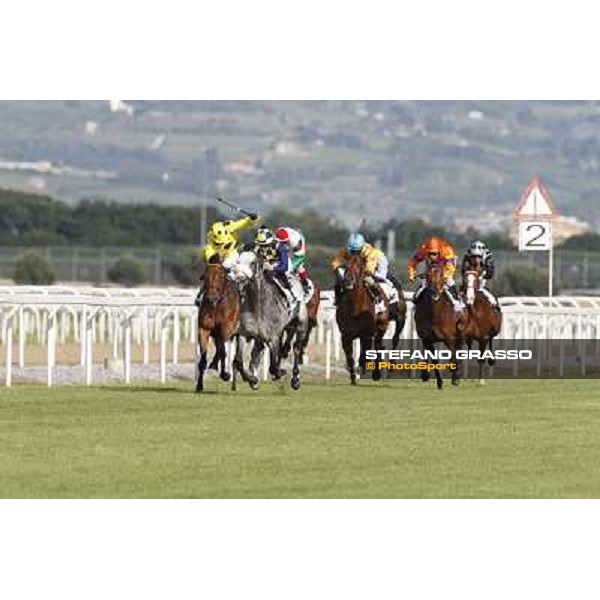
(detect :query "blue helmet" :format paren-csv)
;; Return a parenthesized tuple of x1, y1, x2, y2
(347, 232, 365, 252)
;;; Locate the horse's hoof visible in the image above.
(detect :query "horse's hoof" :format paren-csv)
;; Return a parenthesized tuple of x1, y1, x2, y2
(350, 377, 357, 386)
(436, 379, 443, 389)
(478, 379, 486, 386)
(372, 370, 381, 381)
(249, 380, 259, 391)
(208, 360, 219, 371)
(421, 372, 430, 382)
(195, 385, 203, 393)
(451, 378, 460, 386)
(290, 378, 301, 390)
(220, 371, 231, 382)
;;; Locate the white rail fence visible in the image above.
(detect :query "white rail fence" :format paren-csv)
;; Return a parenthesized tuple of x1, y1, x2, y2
(1, 286, 600, 387)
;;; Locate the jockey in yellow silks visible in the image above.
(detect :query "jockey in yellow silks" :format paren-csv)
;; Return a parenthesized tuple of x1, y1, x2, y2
(408, 235, 462, 306)
(195, 213, 260, 307)
(199, 213, 261, 269)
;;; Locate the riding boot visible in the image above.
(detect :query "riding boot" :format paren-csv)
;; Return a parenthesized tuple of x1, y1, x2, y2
(334, 282, 342, 305)
(194, 289, 203, 308)
(301, 279, 310, 297)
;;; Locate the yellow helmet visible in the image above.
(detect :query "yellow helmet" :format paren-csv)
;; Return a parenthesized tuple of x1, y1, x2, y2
(210, 221, 231, 246)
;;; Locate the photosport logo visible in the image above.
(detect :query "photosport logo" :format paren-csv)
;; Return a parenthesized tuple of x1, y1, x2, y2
(365, 340, 600, 379)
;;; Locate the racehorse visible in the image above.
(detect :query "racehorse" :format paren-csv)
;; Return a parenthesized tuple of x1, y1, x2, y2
(195, 255, 240, 392)
(231, 250, 308, 391)
(280, 281, 320, 363)
(413, 263, 464, 389)
(460, 257, 502, 384)
(335, 253, 390, 385)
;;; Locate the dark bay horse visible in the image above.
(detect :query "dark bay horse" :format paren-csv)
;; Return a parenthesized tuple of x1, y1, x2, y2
(195, 255, 240, 392)
(460, 257, 502, 383)
(414, 264, 464, 389)
(336, 254, 390, 385)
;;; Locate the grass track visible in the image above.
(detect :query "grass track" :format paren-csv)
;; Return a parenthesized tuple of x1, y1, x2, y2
(1, 379, 600, 498)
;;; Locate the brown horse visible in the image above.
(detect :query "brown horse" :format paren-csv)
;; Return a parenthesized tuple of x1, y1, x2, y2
(195, 255, 240, 392)
(414, 264, 464, 389)
(336, 254, 389, 385)
(280, 281, 320, 363)
(460, 257, 502, 383)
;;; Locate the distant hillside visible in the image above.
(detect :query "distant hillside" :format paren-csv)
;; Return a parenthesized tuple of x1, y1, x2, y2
(0, 100, 599, 230)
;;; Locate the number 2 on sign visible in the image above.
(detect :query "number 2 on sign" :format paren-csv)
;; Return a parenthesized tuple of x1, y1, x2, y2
(519, 220, 552, 251)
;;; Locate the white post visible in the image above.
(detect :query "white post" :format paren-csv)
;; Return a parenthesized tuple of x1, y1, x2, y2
(86, 313, 93, 386)
(124, 317, 131, 384)
(142, 306, 150, 365)
(80, 307, 87, 366)
(112, 318, 119, 360)
(160, 315, 167, 383)
(5, 315, 13, 388)
(47, 311, 56, 388)
(18, 306, 25, 367)
(173, 311, 179, 365)
(548, 238, 554, 300)
(325, 328, 332, 381)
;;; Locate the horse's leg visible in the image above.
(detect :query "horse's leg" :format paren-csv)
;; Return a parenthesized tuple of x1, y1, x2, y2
(269, 337, 286, 380)
(218, 336, 231, 382)
(208, 332, 220, 370)
(232, 335, 252, 386)
(420, 339, 431, 383)
(424, 338, 443, 389)
(371, 331, 384, 382)
(342, 333, 357, 385)
(280, 329, 292, 359)
(290, 335, 303, 391)
(231, 335, 239, 392)
(487, 335, 496, 367)
(195, 327, 210, 393)
(246, 340, 262, 389)
(477, 338, 488, 385)
(449, 338, 462, 387)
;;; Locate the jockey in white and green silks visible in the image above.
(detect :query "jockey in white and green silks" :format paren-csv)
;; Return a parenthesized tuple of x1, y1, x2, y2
(274, 226, 312, 297)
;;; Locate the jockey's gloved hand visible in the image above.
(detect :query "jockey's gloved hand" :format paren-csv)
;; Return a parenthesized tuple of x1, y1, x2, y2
(248, 212, 259, 221)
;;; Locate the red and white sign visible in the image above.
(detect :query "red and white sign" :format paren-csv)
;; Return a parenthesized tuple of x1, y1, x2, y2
(514, 176, 557, 220)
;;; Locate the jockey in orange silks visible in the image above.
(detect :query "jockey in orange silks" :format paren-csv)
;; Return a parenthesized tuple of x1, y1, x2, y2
(408, 236, 462, 306)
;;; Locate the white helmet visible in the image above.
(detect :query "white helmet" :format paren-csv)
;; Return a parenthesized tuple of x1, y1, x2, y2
(468, 240, 488, 258)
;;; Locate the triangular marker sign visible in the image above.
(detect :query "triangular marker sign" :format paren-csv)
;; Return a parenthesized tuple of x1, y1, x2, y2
(514, 177, 557, 219)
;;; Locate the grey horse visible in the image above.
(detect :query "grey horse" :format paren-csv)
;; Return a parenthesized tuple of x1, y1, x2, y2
(230, 250, 308, 391)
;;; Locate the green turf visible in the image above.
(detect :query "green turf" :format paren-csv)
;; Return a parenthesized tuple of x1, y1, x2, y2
(1, 379, 600, 498)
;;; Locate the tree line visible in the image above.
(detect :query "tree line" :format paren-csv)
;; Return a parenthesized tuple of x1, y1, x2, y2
(0, 187, 527, 251)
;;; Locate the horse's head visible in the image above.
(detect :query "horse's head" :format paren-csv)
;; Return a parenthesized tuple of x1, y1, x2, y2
(202, 255, 227, 308)
(426, 264, 445, 302)
(341, 253, 365, 291)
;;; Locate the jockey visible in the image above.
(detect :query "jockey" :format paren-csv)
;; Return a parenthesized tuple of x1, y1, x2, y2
(408, 235, 461, 306)
(195, 213, 260, 307)
(200, 213, 261, 269)
(254, 226, 302, 313)
(461, 240, 499, 308)
(331, 232, 390, 306)
(274, 226, 313, 297)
